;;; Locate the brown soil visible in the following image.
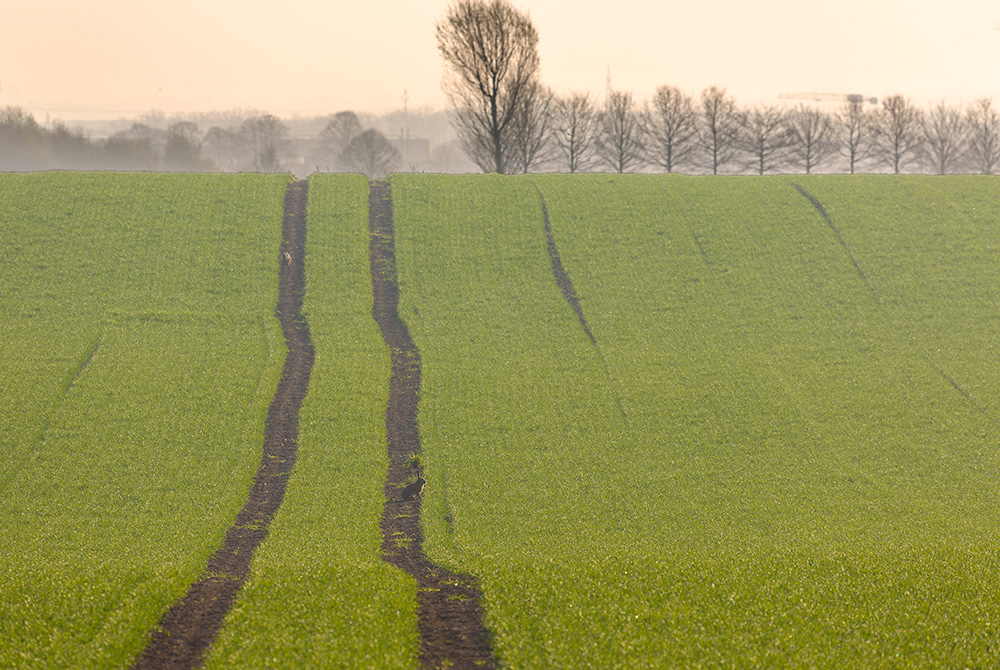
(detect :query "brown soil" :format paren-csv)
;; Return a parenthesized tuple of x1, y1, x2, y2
(369, 180, 497, 670)
(131, 179, 314, 670)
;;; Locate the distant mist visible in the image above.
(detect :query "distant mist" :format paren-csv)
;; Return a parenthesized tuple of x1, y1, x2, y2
(0, 106, 477, 176)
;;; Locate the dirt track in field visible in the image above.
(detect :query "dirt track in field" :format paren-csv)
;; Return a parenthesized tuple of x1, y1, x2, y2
(369, 179, 497, 670)
(131, 179, 314, 670)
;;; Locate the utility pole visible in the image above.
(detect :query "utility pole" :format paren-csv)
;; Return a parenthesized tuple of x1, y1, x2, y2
(401, 88, 410, 166)
(402, 89, 409, 138)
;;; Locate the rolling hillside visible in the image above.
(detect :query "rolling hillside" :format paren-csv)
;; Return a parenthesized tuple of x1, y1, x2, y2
(393, 173, 1000, 668)
(3, 172, 999, 668)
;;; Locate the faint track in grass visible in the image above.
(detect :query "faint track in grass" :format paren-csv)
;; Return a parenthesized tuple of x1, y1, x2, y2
(792, 183, 875, 294)
(534, 183, 628, 424)
(793, 182, 989, 417)
(131, 179, 314, 670)
(39, 334, 103, 446)
(64, 334, 103, 397)
(0, 334, 103, 498)
(369, 179, 497, 670)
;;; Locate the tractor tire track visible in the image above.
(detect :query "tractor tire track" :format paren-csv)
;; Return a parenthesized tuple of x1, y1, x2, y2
(793, 182, 988, 416)
(131, 178, 314, 670)
(40, 335, 103, 447)
(369, 179, 497, 670)
(534, 184, 627, 424)
(0, 334, 104, 497)
(535, 185, 596, 346)
(64, 333, 103, 398)
(792, 183, 875, 294)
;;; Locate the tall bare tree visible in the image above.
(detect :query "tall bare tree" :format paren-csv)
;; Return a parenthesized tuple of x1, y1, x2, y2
(698, 86, 742, 174)
(319, 111, 363, 170)
(919, 100, 966, 174)
(509, 82, 554, 173)
(340, 128, 401, 178)
(203, 126, 246, 171)
(872, 94, 922, 174)
(241, 114, 289, 172)
(595, 90, 645, 173)
(785, 105, 837, 174)
(552, 91, 597, 173)
(966, 98, 1000, 174)
(738, 105, 788, 175)
(835, 98, 872, 174)
(436, 0, 540, 174)
(646, 84, 698, 173)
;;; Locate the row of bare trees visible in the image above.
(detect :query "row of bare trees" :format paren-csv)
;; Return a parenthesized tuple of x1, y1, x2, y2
(436, 0, 1000, 175)
(454, 78, 1000, 177)
(314, 111, 401, 176)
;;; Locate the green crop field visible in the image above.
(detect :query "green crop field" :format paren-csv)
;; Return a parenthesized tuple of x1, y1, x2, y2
(203, 175, 419, 669)
(4, 172, 1000, 668)
(391, 173, 1000, 668)
(0, 172, 289, 668)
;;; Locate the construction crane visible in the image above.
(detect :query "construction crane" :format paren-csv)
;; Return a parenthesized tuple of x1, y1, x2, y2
(778, 92, 878, 105)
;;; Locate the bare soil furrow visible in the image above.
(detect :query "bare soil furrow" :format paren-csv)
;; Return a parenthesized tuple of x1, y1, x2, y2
(131, 179, 314, 670)
(535, 185, 627, 423)
(369, 179, 497, 670)
(535, 185, 596, 346)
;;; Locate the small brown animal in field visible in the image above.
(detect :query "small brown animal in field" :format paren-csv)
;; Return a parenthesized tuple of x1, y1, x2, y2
(400, 477, 426, 501)
(283, 251, 292, 265)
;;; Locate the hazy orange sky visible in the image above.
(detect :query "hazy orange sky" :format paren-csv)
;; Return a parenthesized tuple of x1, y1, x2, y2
(3, 0, 998, 120)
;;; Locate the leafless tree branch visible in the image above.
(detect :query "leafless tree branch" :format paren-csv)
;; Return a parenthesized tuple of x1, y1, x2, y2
(698, 86, 742, 174)
(966, 98, 1000, 175)
(436, 0, 540, 173)
(646, 85, 698, 173)
(785, 105, 837, 174)
(595, 90, 646, 173)
(552, 91, 597, 173)
(738, 105, 788, 175)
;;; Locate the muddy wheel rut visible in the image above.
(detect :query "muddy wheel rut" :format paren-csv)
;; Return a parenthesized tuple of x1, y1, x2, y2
(131, 178, 314, 670)
(369, 179, 497, 670)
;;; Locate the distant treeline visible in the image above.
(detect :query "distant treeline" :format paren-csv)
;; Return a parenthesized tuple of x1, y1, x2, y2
(0, 107, 214, 172)
(0, 107, 470, 176)
(481, 86, 1000, 176)
(434, 1, 1000, 176)
(6, 91, 1000, 176)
